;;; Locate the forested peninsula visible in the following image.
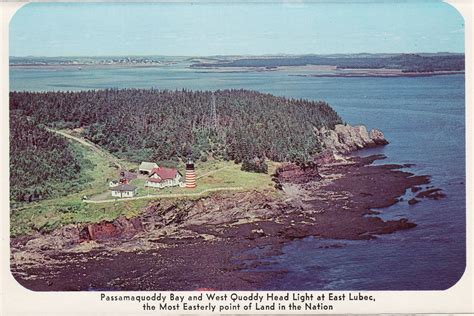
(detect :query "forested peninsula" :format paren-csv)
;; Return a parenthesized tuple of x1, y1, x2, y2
(11, 89, 341, 162)
(9, 88, 344, 202)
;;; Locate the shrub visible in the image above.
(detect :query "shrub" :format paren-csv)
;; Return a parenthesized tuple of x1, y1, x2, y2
(241, 157, 268, 174)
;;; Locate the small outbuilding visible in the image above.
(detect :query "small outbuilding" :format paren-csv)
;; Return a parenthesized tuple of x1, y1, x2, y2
(139, 162, 159, 175)
(110, 184, 138, 198)
(118, 169, 137, 181)
(109, 180, 120, 188)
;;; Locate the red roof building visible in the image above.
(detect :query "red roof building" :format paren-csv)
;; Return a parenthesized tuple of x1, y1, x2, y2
(150, 167, 179, 181)
(146, 167, 183, 188)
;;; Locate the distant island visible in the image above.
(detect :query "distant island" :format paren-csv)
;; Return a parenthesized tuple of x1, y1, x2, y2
(191, 53, 464, 72)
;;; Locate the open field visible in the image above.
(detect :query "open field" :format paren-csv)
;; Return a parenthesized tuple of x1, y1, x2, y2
(89, 159, 278, 202)
(10, 130, 278, 236)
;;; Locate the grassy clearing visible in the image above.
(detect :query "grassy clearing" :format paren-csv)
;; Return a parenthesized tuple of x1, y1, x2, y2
(12, 198, 152, 235)
(10, 136, 280, 237)
(102, 158, 279, 200)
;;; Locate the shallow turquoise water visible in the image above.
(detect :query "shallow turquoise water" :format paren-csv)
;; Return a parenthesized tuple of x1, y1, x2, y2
(10, 66, 465, 290)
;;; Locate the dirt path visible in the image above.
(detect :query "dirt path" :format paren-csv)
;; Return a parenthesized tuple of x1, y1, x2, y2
(196, 166, 230, 179)
(84, 186, 244, 204)
(47, 128, 122, 169)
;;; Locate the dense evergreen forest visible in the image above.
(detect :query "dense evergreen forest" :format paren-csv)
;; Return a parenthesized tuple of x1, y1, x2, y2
(10, 114, 93, 202)
(10, 89, 342, 168)
(192, 54, 465, 73)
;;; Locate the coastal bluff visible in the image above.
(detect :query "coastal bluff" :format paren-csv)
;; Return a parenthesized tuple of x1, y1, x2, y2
(316, 124, 388, 154)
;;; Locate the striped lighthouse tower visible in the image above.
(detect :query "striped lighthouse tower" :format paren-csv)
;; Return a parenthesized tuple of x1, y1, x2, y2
(185, 159, 196, 189)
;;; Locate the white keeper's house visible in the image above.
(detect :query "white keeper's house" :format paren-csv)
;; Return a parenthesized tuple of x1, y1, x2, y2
(110, 184, 138, 198)
(145, 167, 183, 189)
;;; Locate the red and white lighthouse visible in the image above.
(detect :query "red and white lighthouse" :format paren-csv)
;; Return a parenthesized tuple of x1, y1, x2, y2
(185, 159, 196, 189)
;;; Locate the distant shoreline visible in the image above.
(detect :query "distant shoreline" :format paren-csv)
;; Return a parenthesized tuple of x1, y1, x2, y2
(10, 53, 465, 75)
(290, 70, 465, 78)
(9, 63, 176, 70)
(192, 65, 465, 77)
(9, 63, 465, 78)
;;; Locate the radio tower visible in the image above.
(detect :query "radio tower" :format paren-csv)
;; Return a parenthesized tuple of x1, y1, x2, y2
(210, 92, 217, 131)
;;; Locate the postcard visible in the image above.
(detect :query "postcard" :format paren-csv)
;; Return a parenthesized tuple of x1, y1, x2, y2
(1, 0, 472, 314)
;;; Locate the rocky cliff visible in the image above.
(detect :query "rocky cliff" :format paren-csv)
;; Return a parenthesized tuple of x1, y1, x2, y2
(316, 124, 388, 155)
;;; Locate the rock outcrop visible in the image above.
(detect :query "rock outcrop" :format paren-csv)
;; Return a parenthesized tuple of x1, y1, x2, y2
(369, 128, 389, 146)
(316, 124, 388, 154)
(80, 216, 143, 241)
(273, 163, 322, 185)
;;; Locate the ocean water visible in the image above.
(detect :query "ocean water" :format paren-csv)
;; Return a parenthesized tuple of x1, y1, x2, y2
(10, 65, 466, 290)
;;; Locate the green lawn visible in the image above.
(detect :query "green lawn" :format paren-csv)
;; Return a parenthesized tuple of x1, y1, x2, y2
(88, 158, 279, 201)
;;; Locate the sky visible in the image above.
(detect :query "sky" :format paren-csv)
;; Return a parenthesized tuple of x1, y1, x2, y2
(9, 1, 465, 57)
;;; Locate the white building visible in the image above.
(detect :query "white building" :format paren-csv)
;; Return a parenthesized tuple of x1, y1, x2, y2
(139, 162, 159, 175)
(110, 184, 138, 198)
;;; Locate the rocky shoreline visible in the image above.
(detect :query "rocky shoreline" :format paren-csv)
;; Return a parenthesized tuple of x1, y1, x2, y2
(10, 125, 445, 291)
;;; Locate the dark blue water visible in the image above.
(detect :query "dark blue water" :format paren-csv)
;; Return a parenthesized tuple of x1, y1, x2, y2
(10, 66, 465, 290)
